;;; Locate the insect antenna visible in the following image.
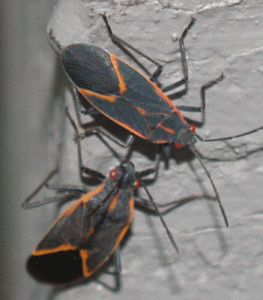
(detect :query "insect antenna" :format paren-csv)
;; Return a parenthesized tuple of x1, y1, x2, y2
(196, 126, 263, 142)
(189, 145, 228, 227)
(141, 183, 180, 254)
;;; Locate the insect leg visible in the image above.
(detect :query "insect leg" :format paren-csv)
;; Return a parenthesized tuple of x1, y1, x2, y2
(22, 191, 81, 209)
(177, 73, 224, 126)
(22, 166, 60, 209)
(22, 143, 63, 209)
(72, 88, 100, 117)
(82, 124, 135, 149)
(162, 17, 196, 94)
(72, 88, 135, 149)
(48, 29, 64, 54)
(112, 248, 122, 291)
(135, 151, 160, 184)
(135, 194, 216, 215)
(97, 248, 122, 292)
(112, 247, 122, 274)
(101, 13, 163, 82)
(65, 108, 106, 180)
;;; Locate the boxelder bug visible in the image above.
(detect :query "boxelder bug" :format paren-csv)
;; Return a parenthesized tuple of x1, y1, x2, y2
(24, 110, 206, 285)
(48, 14, 263, 228)
(24, 161, 154, 284)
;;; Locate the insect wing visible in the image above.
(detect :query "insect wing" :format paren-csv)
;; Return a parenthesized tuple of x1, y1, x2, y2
(111, 54, 174, 113)
(62, 44, 120, 95)
(27, 250, 83, 284)
(27, 184, 105, 284)
(81, 190, 134, 277)
(27, 182, 135, 284)
(63, 44, 186, 139)
(33, 184, 106, 256)
(79, 87, 152, 139)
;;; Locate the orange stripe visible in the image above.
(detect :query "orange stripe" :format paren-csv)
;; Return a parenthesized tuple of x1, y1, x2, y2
(33, 243, 77, 256)
(80, 249, 92, 277)
(110, 54, 127, 94)
(158, 124, 176, 135)
(112, 197, 134, 247)
(108, 194, 119, 213)
(78, 88, 117, 103)
(81, 197, 135, 277)
(135, 106, 147, 115)
(81, 183, 106, 204)
(33, 184, 106, 255)
(128, 196, 135, 223)
(108, 54, 187, 124)
(78, 89, 150, 140)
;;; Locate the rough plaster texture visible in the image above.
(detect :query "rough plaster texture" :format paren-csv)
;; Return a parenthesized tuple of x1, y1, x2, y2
(24, 0, 263, 299)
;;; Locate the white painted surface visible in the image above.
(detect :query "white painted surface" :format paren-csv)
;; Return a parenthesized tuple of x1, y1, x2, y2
(23, 0, 263, 299)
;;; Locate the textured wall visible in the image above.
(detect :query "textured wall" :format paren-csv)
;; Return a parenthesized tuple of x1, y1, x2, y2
(19, 0, 263, 299)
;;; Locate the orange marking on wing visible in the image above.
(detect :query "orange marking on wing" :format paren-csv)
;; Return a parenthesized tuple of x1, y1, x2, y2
(33, 184, 106, 255)
(135, 106, 147, 115)
(111, 196, 135, 248)
(80, 249, 92, 277)
(108, 54, 187, 124)
(77, 90, 150, 140)
(33, 243, 77, 256)
(108, 194, 119, 213)
(79, 88, 117, 103)
(128, 196, 135, 223)
(81, 197, 135, 277)
(110, 54, 127, 94)
(158, 124, 176, 135)
(81, 183, 106, 204)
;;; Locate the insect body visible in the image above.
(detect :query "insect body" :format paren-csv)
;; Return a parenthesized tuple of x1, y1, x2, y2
(49, 13, 263, 150)
(26, 162, 147, 284)
(24, 110, 180, 284)
(24, 108, 225, 285)
(48, 15, 263, 228)
(60, 18, 196, 148)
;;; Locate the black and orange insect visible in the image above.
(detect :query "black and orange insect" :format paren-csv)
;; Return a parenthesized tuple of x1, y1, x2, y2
(48, 14, 263, 227)
(24, 161, 151, 284)
(23, 111, 185, 285)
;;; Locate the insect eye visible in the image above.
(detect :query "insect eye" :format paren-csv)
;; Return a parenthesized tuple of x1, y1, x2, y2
(190, 124, 196, 133)
(174, 143, 182, 149)
(109, 169, 118, 178)
(134, 179, 140, 188)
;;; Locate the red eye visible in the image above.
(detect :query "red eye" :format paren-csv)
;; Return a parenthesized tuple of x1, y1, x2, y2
(174, 143, 182, 149)
(190, 124, 196, 133)
(109, 169, 117, 178)
(134, 179, 140, 188)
